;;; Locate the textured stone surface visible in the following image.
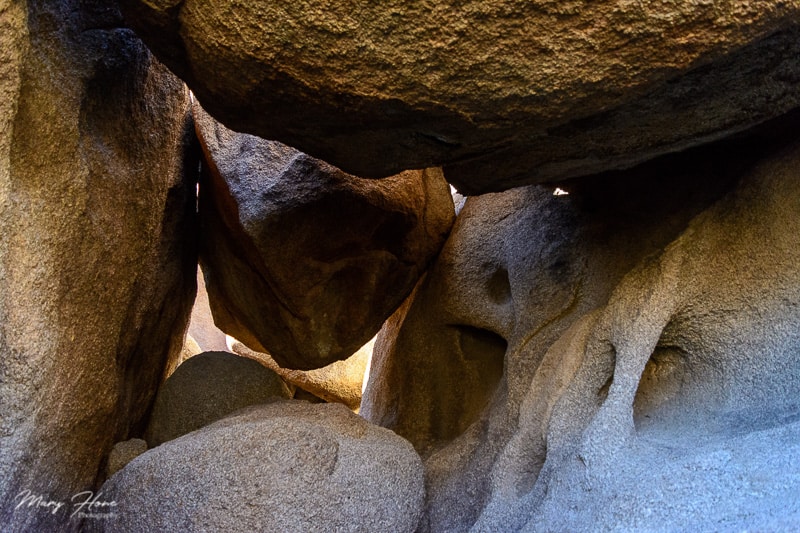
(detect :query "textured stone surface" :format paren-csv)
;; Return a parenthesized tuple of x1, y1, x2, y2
(232, 338, 372, 411)
(499, 130, 800, 533)
(362, 117, 800, 531)
(105, 439, 148, 479)
(187, 266, 228, 353)
(0, 1, 196, 531)
(145, 351, 293, 447)
(195, 104, 454, 369)
(506, 422, 800, 532)
(120, 0, 800, 192)
(94, 401, 425, 533)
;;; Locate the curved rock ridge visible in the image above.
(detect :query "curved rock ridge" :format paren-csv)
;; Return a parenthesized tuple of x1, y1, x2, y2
(91, 401, 425, 533)
(363, 119, 800, 531)
(195, 104, 454, 370)
(491, 129, 800, 532)
(120, 0, 800, 192)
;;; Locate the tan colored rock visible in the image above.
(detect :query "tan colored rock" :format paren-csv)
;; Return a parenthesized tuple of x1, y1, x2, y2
(187, 265, 228, 353)
(195, 104, 454, 370)
(164, 266, 235, 379)
(92, 402, 425, 533)
(163, 334, 202, 379)
(121, 0, 800, 192)
(0, 2, 196, 530)
(362, 118, 800, 531)
(105, 439, 148, 479)
(232, 338, 372, 411)
(145, 351, 293, 447)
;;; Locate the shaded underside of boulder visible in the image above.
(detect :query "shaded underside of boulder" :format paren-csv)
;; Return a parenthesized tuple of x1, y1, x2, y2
(120, 0, 800, 192)
(363, 112, 800, 531)
(94, 401, 425, 533)
(195, 104, 454, 369)
(232, 339, 371, 411)
(0, 1, 196, 530)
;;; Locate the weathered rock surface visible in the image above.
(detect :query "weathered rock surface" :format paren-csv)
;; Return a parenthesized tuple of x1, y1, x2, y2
(121, 0, 800, 192)
(0, 1, 196, 531)
(362, 116, 800, 531)
(498, 130, 800, 533)
(507, 422, 800, 532)
(187, 265, 228, 353)
(94, 401, 425, 533)
(164, 333, 202, 379)
(145, 351, 293, 447)
(232, 338, 372, 411)
(105, 439, 148, 479)
(195, 104, 454, 369)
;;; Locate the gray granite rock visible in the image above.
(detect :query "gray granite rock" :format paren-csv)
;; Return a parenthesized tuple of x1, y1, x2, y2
(105, 439, 148, 479)
(364, 119, 800, 531)
(95, 401, 425, 532)
(145, 351, 293, 447)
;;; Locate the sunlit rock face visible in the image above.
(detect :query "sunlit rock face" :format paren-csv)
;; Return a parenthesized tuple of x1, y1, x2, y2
(120, 0, 800, 192)
(194, 104, 454, 370)
(362, 117, 800, 531)
(232, 339, 372, 411)
(0, 1, 196, 531)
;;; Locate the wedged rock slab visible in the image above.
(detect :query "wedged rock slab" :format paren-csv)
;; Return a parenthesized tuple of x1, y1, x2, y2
(92, 401, 425, 533)
(232, 339, 371, 411)
(195, 105, 453, 370)
(121, 0, 800, 192)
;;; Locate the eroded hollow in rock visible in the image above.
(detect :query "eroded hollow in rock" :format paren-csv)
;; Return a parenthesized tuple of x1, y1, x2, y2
(449, 324, 508, 438)
(633, 345, 689, 432)
(486, 266, 512, 305)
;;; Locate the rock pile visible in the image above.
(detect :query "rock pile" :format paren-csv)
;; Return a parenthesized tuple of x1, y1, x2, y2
(2, 0, 799, 531)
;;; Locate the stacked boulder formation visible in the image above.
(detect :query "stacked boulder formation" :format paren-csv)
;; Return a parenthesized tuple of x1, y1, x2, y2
(193, 103, 454, 370)
(1, 0, 799, 531)
(363, 121, 800, 530)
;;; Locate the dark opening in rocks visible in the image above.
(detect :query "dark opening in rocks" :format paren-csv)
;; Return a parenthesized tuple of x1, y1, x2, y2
(447, 325, 508, 437)
(633, 345, 688, 431)
(486, 266, 512, 305)
(597, 344, 616, 405)
(597, 375, 613, 405)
